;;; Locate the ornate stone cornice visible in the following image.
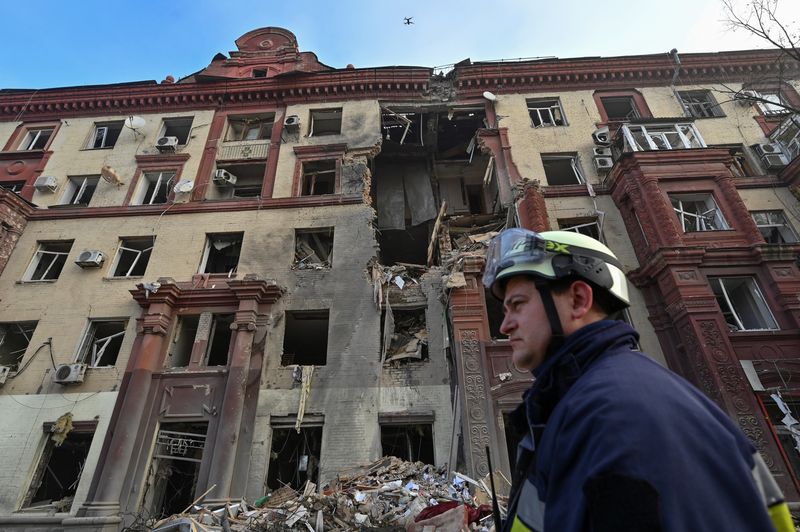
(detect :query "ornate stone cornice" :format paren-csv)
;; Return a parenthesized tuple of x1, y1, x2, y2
(454, 49, 800, 96)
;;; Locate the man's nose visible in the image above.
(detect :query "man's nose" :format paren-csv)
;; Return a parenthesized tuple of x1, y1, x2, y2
(499, 313, 513, 335)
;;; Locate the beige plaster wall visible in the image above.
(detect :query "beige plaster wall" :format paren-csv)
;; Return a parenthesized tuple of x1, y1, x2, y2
(12, 111, 215, 208)
(272, 100, 382, 198)
(0, 392, 116, 515)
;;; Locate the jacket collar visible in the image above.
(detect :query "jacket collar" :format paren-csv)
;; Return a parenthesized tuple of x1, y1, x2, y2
(524, 320, 639, 427)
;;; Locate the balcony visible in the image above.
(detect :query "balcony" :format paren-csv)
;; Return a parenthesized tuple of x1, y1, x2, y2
(217, 140, 270, 161)
(614, 120, 706, 153)
(771, 114, 800, 161)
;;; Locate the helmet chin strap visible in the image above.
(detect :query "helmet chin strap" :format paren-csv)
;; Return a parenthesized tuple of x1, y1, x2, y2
(535, 280, 565, 356)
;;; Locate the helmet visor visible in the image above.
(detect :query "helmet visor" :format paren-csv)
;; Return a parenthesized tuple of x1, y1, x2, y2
(483, 228, 549, 291)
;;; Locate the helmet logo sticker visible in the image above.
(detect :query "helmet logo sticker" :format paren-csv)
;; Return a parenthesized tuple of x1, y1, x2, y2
(545, 241, 570, 254)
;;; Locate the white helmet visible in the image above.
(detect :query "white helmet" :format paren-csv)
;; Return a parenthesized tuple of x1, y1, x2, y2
(483, 228, 630, 312)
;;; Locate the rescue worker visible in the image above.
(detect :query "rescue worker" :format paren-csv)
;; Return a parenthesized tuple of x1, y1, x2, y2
(483, 228, 793, 532)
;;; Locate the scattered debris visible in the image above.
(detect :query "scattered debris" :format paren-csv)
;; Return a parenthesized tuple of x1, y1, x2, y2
(50, 412, 74, 447)
(151, 456, 504, 531)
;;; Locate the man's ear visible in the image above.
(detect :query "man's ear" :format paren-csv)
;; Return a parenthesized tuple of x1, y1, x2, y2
(568, 280, 595, 319)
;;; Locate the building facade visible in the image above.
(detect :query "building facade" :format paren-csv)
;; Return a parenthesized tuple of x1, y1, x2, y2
(0, 27, 798, 530)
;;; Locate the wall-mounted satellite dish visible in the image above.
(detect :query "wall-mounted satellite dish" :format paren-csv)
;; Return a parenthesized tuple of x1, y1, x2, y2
(482, 91, 497, 101)
(124, 116, 146, 132)
(173, 179, 194, 194)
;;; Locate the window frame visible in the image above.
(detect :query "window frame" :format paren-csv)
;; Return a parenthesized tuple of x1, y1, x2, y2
(159, 117, 194, 145)
(19, 128, 55, 151)
(677, 90, 725, 118)
(61, 175, 100, 206)
(225, 114, 275, 142)
(24, 241, 73, 282)
(751, 210, 799, 244)
(87, 121, 124, 149)
(669, 193, 729, 232)
(709, 276, 779, 332)
(527, 98, 567, 128)
(76, 319, 128, 367)
(308, 108, 343, 137)
(198, 232, 244, 275)
(132, 171, 175, 205)
(557, 217, 603, 241)
(109, 236, 155, 278)
(541, 154, 585, 186)
(0, 321, 38, 372)
(593, 90, 652, 123)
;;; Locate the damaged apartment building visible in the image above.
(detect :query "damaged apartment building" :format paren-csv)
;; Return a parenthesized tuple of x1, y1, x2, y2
(0, 26, 798, 530)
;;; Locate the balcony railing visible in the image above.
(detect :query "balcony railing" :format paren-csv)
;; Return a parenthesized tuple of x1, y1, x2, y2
(217, 140, 270, 161)
(615, 121, 706, 153)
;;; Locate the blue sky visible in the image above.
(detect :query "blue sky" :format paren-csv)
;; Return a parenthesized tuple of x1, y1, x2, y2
(2, 0, 798, 89)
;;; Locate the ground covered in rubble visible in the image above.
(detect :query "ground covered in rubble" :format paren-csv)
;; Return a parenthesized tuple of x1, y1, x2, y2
(136, 456, 507, 531)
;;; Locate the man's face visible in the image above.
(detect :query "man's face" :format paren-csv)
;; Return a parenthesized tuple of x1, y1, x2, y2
(499, 276, 554, 371)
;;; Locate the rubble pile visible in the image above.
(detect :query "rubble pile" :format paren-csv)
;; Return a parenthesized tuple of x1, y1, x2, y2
(151, 456, 504, 532)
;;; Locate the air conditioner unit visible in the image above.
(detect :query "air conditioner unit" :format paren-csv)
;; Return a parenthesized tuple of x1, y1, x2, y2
(75, 250, 105, 268)
(761, 152, 789, 169)
(53, 363, 86, 385)
(593, 156, 614, 172)
(753, 143, 782, 156)
(592, 127, 611, 145)
(284, 115, 301, 129)
(34, 175, 58, 193)
(0, 365, 10, 386)
(213, 169, 238, 186)
(735, 90, 759, 104)
(155, 136, 179, 152)
(593, 147, 612, 157)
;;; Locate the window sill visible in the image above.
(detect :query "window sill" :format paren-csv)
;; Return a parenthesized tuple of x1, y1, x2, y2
(530, 124, 568, 129)
(48, 203, 89, 209)
(103, 276, 144, 281)
(16, 279, 57, 284)
(79, 147, 114, 151)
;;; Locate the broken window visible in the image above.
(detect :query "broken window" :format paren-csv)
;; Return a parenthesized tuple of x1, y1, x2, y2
(382, 108, 423, 145)
(558, 217, 602, 240)
(761, 396, 800, 482)
(436, 109, 484, 161)
(379, 421, 434, 464)
(382, 307, 427, 363)
(754, 90, 788, 116)
(599, 96, 640, 121)
(300, 160, 336, 196)
(527, 98, 566, 127)
(19, 128, 54, 150)
(620, 123, 706, 151)
(214, 163, 266, 198)
(542, 155, 584, 186)
(773, 115, 800, 160)
(294, 228, 333, 269)
(0, 181, 26, 194)
(670, 193, 729, 232)
(161, 117, 194, 144)
(751, 211, 799, 244)
(709, 276, 779, 331)
(22, 425, 94, 511)
(678, 90, 724, 118)
(88, 121, 124, 149)
(60, 175, 99, 206)
(712, 145, 758, 177)
(25, 241, 73, 281)
(267, 423, 323, 491)
(226, 114, 274, 141)
(206, 314, 234, 366)
(200, 233, 243, 275)
(77, 320, 127, 367)
(282, 310, 329, 366)
(111, 237, 154, 277)
(309, 109, 342, 136)
(145, 422, 208, 520)
(0, 321, 38, 372)
(134, 171, 174, 205)
(166, 315, 199, 368)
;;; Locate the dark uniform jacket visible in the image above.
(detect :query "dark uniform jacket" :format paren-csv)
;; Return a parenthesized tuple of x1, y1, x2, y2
(503, 319, 786, 532)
